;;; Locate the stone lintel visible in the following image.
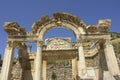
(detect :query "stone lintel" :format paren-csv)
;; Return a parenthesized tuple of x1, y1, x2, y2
(8, 35, 38, 42)
(81, 34, 111, 40)
(28, 47, 99, 61)
(28, 49, 78, 60)
(43, 49, 78, 60)
(7, 34, 111, 43)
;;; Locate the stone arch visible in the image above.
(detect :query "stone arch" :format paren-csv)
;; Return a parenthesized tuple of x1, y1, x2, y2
(32, 12, 86, 41)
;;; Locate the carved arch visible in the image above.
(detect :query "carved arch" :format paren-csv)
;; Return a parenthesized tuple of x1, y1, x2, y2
(32, 12, 86, 41)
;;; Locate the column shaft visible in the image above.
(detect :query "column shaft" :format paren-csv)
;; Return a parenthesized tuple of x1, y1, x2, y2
(34, 41, 42, 80)
(104, 41, 120, 75)
(78, 43, 86, 77)
(1, 42, 14, 80)
(42, 60, 47, 80)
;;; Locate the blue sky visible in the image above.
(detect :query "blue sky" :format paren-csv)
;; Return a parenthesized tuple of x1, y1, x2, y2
(0, 0, 120, 58)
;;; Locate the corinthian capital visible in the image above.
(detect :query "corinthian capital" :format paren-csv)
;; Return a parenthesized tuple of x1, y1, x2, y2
(77, 37, 83, 47)
(14, 42, 23, 49)
(7, 41, 14, 48)
(104, 39, 113, 48)
(37, 41, 43, 47)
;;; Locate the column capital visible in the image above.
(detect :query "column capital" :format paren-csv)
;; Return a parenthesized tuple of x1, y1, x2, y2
(37, 41, 43, 47)
(104, 39, 112, 47)
(77, 36, 84, 45)
(7, 41, 24, 49)
(77, 40, 83, 47)
(14, 42, 23, 49)
(7, 41, 14, 48)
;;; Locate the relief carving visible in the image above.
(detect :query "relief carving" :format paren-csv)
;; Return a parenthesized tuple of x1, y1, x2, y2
(36, 15, 50, 27)
(32, 12, 86, 34)
(46, 38, 72, 50)
(4, 22, 20, 29)
(53, 12, 81, 26)
(32, 15, 50, 33)
(97, 19, 111, 33)
(4, 22, 20, 35)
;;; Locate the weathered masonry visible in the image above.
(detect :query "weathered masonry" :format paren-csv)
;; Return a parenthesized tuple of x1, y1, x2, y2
(1, 12, 120, 80)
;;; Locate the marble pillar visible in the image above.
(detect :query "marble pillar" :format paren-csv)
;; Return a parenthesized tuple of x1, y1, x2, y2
(42, 60, 47, 80)
(72, 58, 78, 80)
(34, 41, 43, 80)
(78, 42, 86, 77)
(104, 40, 120, 75)
(1, 41, 14, 80)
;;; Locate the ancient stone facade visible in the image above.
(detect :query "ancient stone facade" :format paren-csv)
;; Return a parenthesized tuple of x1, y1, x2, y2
(0, 12, 120, 80)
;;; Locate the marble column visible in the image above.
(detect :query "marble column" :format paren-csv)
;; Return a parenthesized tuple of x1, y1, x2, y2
(34, 41, 43, 80)
(104, 40, 120, 75)
(1, 41, 14, 80)
(72, 58, 78, 80)
(42, 60, 47, 80)
(78, 42, 86, 77)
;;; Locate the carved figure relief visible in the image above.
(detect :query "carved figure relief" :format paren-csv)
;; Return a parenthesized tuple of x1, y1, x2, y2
(46, 38, 72, 50)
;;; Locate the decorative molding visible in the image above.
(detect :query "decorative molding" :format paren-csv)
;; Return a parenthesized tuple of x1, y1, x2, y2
(97, 19, 111, 33)
(4, 22, 26, 35)
(53, 12, 82, 27)
(32, 12, 86, 34)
